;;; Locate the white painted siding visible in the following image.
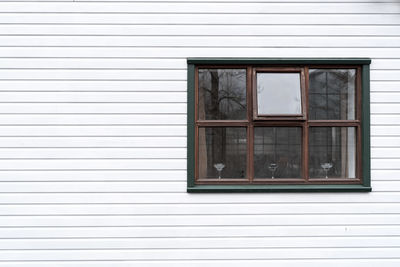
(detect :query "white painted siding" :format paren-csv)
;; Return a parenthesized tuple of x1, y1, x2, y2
(0, 0, 399, 266)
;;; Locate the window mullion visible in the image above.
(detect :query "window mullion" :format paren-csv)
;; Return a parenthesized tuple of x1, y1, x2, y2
(304, 124, 309, 182)
(304, 66, 310, 182)
(248, 125, 254, 183)
(247, 66, 254, 183)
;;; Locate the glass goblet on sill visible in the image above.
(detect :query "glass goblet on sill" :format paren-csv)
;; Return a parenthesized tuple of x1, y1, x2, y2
(268, 163, 278, 179)
(321, 162, 333, 179)
(213, 163, 225, 179)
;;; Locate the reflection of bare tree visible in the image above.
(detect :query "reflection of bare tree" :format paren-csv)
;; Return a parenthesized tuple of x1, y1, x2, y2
(209, 70, 220, 119)
(198, 127, 247, 179)
(198, 69, 247, 178)
(199, 69, 246, 120)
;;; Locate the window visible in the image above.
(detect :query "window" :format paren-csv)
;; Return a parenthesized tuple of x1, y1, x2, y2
(187, 58, 371, 192)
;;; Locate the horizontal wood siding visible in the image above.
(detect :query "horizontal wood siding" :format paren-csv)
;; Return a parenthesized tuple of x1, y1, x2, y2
(0, 0, 399, 266)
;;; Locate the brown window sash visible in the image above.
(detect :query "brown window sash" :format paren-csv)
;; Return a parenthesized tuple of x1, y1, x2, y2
(194, 65, 362, 185)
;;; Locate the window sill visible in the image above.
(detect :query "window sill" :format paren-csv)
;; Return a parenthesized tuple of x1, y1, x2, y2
(187, 184, 372, 193)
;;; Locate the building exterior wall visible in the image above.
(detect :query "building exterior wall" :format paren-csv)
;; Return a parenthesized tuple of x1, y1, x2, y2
(0, 0, 399, 266)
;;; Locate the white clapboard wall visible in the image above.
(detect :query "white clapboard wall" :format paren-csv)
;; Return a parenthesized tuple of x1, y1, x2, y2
(0, 0, 399, 266)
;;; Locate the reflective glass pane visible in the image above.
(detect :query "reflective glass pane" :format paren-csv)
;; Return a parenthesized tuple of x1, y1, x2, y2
(309, 69, 356, 120)
(254, 127, 302, 178)
(198, 127, 247, 179)
(198, 69, 246, 120)
(309, 127, 356, 179)
(256, 73, 302, 115)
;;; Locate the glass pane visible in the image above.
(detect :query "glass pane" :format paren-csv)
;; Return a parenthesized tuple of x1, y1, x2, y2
(198, 69, 246, 120)
(254, 127, 302, 179)
(256, 73, 302, 115)
(198, 127, 247, 179)
(309, 69, 356, 120)
(309, 127, 356, 179)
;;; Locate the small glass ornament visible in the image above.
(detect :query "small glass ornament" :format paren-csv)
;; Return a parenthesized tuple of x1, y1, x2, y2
(213, 163, 225, 179)
(321, 162, 333, 179)
(268, 163, 278, 179)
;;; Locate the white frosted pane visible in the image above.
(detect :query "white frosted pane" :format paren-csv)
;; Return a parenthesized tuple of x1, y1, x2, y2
(257, 73, 302, 115)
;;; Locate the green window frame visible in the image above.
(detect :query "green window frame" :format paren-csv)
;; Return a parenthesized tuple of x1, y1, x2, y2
(187, 58, 371, 192)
